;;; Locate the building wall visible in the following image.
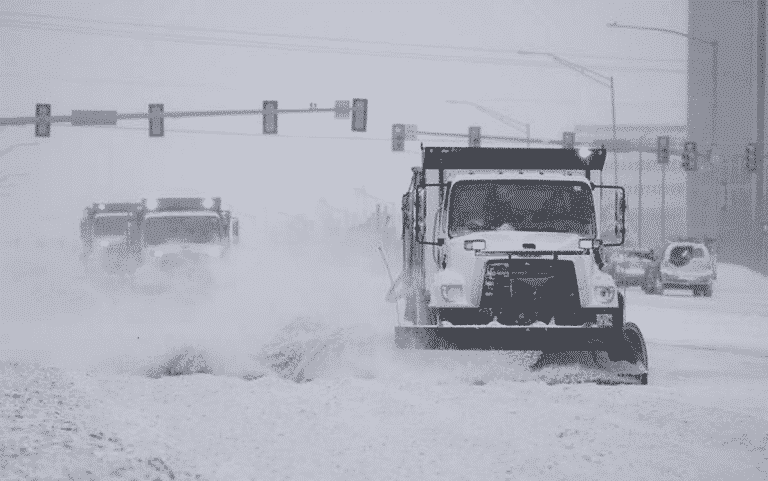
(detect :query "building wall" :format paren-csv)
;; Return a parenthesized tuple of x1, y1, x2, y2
(688, 0, 763, 265)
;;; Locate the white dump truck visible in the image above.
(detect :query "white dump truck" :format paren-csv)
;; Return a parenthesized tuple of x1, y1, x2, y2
(138, 196, 237, 273)
(79, 201, 144, 277)
(387, 145, 649, 384)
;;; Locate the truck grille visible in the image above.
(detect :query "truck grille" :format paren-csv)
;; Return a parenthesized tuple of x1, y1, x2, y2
(480, 259, 581, 324)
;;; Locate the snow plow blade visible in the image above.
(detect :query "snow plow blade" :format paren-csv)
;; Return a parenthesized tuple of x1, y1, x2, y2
(394, 326, 621, 351)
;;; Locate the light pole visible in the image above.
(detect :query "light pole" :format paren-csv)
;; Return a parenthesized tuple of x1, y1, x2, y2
(517, 50, 618, 193)
(638, 136, 645, 248)
(758, 0, 766, 274)
(446, 100, 531, 147)
(607, 22, 718, 158)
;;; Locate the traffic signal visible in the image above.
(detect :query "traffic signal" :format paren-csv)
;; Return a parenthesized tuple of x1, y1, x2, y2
(746, 143, 757, 172)
(392, 124, 405, 152)
(148, 104, 164, 137)
(682, 141, 697, 171)
(469, 126, 481, 147)
(657, 136, 670, 164)
(334, 100, 350, 119)
(35, 103, 51, 138)
(263, 101, 278, 135)
(351, 98, 368, 132)
(563, 131, 575, 149)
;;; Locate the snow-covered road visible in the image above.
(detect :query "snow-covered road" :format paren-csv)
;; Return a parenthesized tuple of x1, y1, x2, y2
(2, 231, 767, 480)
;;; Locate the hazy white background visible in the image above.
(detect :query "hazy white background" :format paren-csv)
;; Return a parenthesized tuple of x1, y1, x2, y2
(0, 0, 687, 240)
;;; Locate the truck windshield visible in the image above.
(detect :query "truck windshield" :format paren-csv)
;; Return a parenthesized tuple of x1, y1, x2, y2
(448, 180, 596, 238)
(93, 215, 132, 237)
(144, 216, 220, 245)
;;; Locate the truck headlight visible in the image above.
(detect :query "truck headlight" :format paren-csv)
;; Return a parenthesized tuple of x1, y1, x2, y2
(99, 240, 110, 247)
(441, 285, 463, 302)
(153, 250, 163, 258)
(594, 286, 615, 304)
(464, 240, 486, 251)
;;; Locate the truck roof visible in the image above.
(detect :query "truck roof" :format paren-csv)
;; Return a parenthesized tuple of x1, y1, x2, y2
(144, 211, 221, 219)
(146, 197, 222, 213)
(446, 171, 592, 184)
(422, 146, 607, 172)
(88, 202, 143, 214)
(94, 212, 138, 217)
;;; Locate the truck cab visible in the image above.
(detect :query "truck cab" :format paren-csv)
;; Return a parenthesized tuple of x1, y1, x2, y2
(139, 197, 229, 271)
(426, 171, 617, 325)
(80, 202, 144, 274)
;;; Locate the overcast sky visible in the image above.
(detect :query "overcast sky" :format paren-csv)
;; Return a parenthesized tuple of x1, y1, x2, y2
(0, 0, 689, 235)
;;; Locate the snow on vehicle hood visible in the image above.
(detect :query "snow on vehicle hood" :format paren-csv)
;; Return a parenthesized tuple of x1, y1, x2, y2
(451, 230, 586, 252)
(94, 235, 127, 248)
(147, 242, 224, 258)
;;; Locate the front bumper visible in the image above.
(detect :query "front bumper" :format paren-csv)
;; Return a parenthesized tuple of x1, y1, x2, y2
(614, 273, 646, 285)
(661, 272, 713, 287)
(395, 325, 621, 350)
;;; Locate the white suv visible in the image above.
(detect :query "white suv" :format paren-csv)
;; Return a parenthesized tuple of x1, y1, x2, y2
(643, 241, 715, 297)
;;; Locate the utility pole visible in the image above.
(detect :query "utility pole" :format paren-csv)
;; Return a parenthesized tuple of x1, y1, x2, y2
(661, 160, 667, 246)
(758, 0, 766, 274)
(638, 147, 643, 248)
(611, 76, 618, 194)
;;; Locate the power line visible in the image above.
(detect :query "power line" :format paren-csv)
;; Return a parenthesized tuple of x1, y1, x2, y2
(0, 15, 687, 75)
(0, 10, 686, 65)
(58, 123, 392, 142)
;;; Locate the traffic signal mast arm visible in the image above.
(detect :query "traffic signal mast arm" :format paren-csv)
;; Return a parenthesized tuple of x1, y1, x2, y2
(3, 100, 367, 136)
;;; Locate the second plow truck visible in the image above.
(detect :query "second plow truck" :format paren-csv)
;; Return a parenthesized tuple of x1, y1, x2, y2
(135, 196, 238, 281)
(386, 145, 649, 384)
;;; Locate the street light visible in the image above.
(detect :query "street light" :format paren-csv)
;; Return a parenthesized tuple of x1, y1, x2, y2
(446, 100, 531, 147)
(607, 21, 718, 157)
(607, 20, 729, 265)
(518, 50, 617, 209)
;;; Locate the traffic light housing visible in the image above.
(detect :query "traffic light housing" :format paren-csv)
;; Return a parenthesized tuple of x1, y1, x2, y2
(148, 104, 164, 137)
(263, 101, 278, 135)
(657, 135, 670, 164)
(35, 103, 51, 138)
(563, 131, 575, 149)
(351, 98, 368, 132)
(682, 141, 697, 171)
(392, 124, 405, 152)
(468, 126, 481, 147)
(746, 143, 757, 172)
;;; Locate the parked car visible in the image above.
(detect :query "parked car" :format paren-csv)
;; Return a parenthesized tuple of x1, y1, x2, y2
(673, 236, 717, 279)
(642, 240, 715, 297)
(604, 248, 656, 287)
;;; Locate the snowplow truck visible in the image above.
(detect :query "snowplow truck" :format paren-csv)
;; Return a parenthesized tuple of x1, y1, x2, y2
(80, 201, 144, 274)
(138, 196, 234, 270)
(387, 146, 648, 381)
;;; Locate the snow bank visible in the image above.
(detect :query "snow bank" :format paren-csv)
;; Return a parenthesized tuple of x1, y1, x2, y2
(3, 359, 765, 480)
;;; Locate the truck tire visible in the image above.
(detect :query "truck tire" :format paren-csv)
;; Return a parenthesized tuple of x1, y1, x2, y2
(692, 286, 703, 297)
(652, 272, 664, 296)
(641, 275, 652, 294)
